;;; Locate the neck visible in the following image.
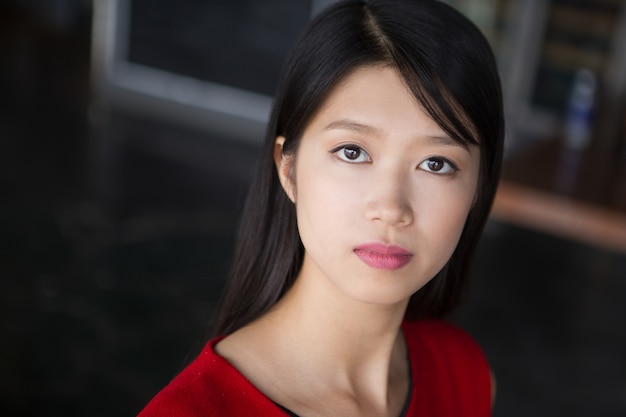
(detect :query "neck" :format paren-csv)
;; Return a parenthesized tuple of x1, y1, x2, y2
(269, 274, 407, 361)
(255, 263, 409, 396)
(217, 256, 412, 416)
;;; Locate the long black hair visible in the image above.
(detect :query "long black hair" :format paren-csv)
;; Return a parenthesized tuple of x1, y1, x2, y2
(214, 0, 504, 336)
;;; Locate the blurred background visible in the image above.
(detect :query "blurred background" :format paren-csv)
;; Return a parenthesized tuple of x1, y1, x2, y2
(1, 0, 625, 415)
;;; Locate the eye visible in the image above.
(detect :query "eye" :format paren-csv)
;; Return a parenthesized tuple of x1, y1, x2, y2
(333, 145, 371, 163)
(418, 157, 458, 174)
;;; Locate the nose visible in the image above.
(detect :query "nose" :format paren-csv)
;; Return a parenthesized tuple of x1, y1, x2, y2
(364, 167, 414, 227)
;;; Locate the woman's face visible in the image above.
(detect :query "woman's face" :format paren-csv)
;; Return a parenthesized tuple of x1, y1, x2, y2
(275, 66, 480, 308)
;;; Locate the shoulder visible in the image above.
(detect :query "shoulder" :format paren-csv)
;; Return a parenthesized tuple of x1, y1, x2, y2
(403, 319, 484, 353)
(403, 319, 492, 416)
(136, 337, 284, 417)
(403, 319, 489, 375)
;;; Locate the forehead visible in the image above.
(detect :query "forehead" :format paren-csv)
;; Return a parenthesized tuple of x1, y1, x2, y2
(305, 65, 450, 140)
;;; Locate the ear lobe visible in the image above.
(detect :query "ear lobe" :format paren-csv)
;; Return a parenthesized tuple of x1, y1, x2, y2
(274, 136, 296, 203)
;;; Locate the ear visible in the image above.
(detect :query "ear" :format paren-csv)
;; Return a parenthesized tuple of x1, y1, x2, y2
(274, 136, 296, 203)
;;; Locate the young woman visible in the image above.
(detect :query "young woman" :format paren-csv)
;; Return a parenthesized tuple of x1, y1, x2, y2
(139, 0, 504, 415)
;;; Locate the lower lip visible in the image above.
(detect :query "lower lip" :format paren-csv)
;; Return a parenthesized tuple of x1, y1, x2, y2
(354, 248, 413, 270)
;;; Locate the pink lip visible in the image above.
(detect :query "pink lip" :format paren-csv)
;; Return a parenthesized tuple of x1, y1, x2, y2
(354, 243, 413, 270)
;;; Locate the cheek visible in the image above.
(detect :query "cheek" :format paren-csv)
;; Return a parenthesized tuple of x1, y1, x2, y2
(293, 155, 371, 255)
(419, 180, 477, 253)
(295, 170, 359, 245)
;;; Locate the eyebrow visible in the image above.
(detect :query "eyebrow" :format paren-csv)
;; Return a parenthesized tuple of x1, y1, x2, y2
(323, 119, 378, 135)
(426, 134, 470, 150)
(323, 118, 470, 150)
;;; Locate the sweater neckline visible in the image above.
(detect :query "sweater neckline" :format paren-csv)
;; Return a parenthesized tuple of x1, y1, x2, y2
(212, 323, 416, 416)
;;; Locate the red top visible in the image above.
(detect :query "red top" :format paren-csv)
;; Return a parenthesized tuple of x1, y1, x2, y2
(137, 320, 492, 416)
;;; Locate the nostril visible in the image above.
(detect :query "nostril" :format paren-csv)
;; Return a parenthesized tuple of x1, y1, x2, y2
(365, 197, 413, 227)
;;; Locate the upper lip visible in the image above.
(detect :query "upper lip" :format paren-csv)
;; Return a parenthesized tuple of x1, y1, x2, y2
(353, 242, 412, 256)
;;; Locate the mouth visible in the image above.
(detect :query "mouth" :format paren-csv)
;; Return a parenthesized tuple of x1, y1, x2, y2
(353, 243, 413, 271)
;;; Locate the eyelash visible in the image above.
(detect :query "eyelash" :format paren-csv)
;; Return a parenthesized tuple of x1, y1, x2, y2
(331, 144, 372, 163)
(331, 144, 459, 175)
(419, 157, 459, 174)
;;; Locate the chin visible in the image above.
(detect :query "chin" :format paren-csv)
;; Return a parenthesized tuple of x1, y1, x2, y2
(345, 284, 420, 309)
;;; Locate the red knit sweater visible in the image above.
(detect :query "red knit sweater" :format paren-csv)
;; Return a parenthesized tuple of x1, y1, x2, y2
(138, 320, 491, 416)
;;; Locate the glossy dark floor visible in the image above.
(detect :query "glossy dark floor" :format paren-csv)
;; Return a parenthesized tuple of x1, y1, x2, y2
(2, 5, 625, 417)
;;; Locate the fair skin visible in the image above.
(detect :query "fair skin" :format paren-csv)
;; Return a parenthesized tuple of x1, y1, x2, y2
(216, 66, 481, 417)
